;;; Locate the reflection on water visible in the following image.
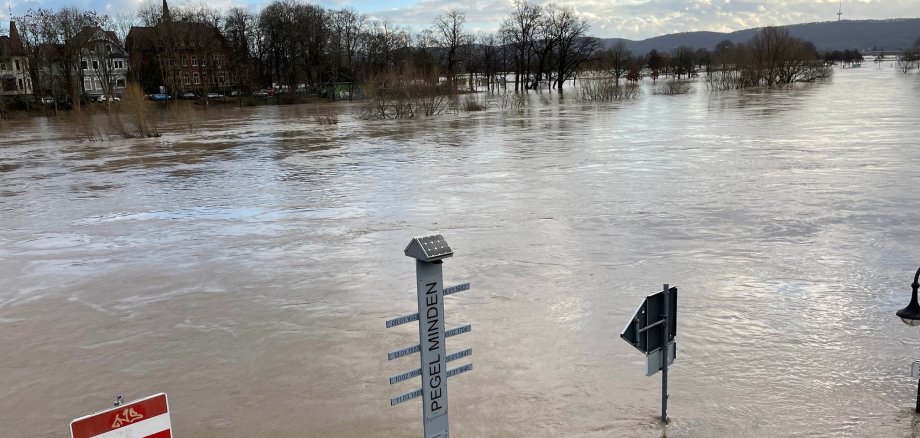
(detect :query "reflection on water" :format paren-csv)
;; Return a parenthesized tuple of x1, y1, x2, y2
(2, 67, 920, 437)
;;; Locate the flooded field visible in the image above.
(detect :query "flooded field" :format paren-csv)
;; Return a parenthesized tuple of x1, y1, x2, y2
(2, 65, 920, 437)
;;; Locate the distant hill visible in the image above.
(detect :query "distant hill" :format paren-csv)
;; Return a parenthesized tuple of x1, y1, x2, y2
(600, 19, 920, 54)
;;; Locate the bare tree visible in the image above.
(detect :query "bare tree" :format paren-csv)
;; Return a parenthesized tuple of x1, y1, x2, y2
(500, 0, 542, 92)
(707, 27, 830, 88)
(545, 3, 597, 93)
(478, 33, 502, 92)
(223, 7, 257, 95)
(603, 40, 632, 81)
(413, 29, 439, 80)
(646, 49, 663, 81)
(137, 0, 163, 27)
(16, 10, 54, 104)
(694, 48, 711, 76)
(332, 8, 366, 78)
(670, 45, 695, 79)
(257, 0, 292, 90)
(748, 27, 827, 85)
(111, 10, 136, 45)
(434, 10, 470, 92)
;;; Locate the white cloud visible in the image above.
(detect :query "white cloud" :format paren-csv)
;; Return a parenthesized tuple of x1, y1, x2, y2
(5, 0, 919, 40)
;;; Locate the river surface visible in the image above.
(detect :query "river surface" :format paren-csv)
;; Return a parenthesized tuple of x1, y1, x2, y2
(2, 65, 920, 437)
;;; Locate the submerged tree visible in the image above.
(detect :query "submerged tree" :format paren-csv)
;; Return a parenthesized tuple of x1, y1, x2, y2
(544, 3, 597, 93)
(500, 0, 542, 92)
(434, 10, 471, 92)
(708, 27, 830, 88)
(602, 40, 632, 81)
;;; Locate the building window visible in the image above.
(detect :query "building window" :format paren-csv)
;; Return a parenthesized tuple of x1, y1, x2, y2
(92, 60, 99, 70)
(84, 78, 91, 91)
(218, 74, 224, 84)
(191, 56, 198, 66)
(193, 72, 200, 84)
(81, 60, 88, 70)
(116, 79, 125, 88)
(14, 60, 20, 71)
(17, 78, 23, 90)
(114, 60, 124, 69)
(183, 72, 190, 85)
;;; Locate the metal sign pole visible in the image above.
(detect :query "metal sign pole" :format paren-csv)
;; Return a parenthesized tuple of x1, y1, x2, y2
(916, 379, 920, 413)
(415, 259, 450, 438)
(621, 284, 677, 422)
(661, 284, 669, 423)
(387, 235, 474, 438)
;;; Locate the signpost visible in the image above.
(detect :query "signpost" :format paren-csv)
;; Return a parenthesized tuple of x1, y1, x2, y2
(70, 393, 171, 438)
(621, 285, 678, 422)
(387, 235, 473, 438)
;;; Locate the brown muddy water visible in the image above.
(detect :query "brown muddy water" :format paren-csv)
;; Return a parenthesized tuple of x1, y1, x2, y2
(2, 66, 920, 437)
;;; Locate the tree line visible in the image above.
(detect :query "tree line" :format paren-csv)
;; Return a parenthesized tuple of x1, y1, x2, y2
(594, 27, 841, 89)
(7, 0, 889, 109)
(7, 0, 599, 102)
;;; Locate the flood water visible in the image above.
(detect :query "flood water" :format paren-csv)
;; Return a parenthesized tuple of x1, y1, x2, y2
(3, 65, 920, 437)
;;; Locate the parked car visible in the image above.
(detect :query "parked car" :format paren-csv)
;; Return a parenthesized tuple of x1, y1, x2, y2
(252, 90, 269, 97)
(39, 96, 55, 105)
(180, 92, 198, 100)
(230, 90, 241, 97)
(97, 95, 121, 102)
(149, 93, 170, 101)
(206, 93, 223, 99)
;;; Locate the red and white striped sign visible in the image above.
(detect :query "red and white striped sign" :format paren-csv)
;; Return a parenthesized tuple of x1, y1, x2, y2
(70, 393, 172, 438)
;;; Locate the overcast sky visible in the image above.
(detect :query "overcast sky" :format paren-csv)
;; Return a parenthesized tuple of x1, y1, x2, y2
(2, 0, 918, 40)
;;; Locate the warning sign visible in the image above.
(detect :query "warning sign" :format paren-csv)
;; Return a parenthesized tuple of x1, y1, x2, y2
(70, 393, 171, 438)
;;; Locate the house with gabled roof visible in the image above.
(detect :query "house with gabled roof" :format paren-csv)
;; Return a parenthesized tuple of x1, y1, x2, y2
(0, 21, 33, 97)
(75, 26, 129, 99)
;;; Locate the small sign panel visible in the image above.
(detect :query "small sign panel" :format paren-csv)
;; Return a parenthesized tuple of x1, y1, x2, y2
(391, 388, 424, 406)
(70, 393, 171, 438)
(385, 283, 471, 328)
(390, 349, 473, 384)
(912, 361, 920, 378)
(442, 282, 470, 297)
(388, 325, 472, 360)
(646, 342, 677, 376)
